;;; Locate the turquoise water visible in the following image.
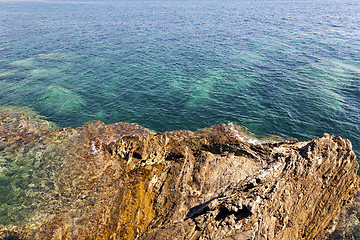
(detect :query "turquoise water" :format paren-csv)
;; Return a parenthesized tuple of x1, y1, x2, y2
(0, 0, 359, 156)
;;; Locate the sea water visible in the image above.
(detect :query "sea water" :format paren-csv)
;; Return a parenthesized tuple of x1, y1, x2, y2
(0, 0, 359, 158)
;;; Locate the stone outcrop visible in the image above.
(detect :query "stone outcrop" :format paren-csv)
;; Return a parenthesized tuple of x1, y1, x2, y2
(0, 107, 358, 239)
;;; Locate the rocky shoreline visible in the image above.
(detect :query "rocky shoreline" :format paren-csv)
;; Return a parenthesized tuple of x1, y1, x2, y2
(0, 107, 358, 239)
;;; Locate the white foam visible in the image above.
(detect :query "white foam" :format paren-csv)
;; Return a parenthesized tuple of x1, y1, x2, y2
(228, 123, 263, 145)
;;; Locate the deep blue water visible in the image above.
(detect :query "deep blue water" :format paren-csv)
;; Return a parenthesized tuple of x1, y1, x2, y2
(0, 0, 359, 157)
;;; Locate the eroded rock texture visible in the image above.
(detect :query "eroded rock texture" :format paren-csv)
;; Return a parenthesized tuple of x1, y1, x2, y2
(0, 107, 358, 239)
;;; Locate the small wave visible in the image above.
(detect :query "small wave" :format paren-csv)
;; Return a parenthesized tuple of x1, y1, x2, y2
(227, 122, 263, 144)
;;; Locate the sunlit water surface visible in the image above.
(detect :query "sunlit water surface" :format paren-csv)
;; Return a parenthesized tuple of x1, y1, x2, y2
(0, 0, 359, 157)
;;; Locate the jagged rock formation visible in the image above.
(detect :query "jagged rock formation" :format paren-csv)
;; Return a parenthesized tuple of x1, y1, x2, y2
(0, 107, 358, 239)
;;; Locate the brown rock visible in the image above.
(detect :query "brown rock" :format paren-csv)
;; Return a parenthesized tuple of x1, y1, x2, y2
(0, 107, 358, 239)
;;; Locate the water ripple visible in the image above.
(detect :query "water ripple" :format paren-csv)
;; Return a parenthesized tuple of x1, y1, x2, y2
(0, 0, 359, 159)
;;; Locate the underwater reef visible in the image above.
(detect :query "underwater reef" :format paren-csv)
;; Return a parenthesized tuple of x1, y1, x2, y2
(0, 107, 358, 239)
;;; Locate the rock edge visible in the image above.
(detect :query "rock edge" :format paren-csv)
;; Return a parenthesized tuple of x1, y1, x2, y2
(0, 108, 358, 239)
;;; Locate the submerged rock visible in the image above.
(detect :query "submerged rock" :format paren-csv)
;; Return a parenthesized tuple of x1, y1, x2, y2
(10, 58, 37, 68)
(40, 85, 85, 115)
(0, 108, 358, 239)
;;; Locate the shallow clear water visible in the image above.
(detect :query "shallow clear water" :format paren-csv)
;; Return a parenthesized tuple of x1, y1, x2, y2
(0, 0, 359, 157)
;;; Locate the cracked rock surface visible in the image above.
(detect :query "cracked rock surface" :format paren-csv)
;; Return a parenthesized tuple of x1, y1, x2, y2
(0, 107, 358, 239)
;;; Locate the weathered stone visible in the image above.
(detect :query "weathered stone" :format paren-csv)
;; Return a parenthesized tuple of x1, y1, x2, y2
(0, 108, 358, 239)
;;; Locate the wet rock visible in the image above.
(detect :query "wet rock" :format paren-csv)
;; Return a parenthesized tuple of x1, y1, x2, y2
(0, 108, 358, 239)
